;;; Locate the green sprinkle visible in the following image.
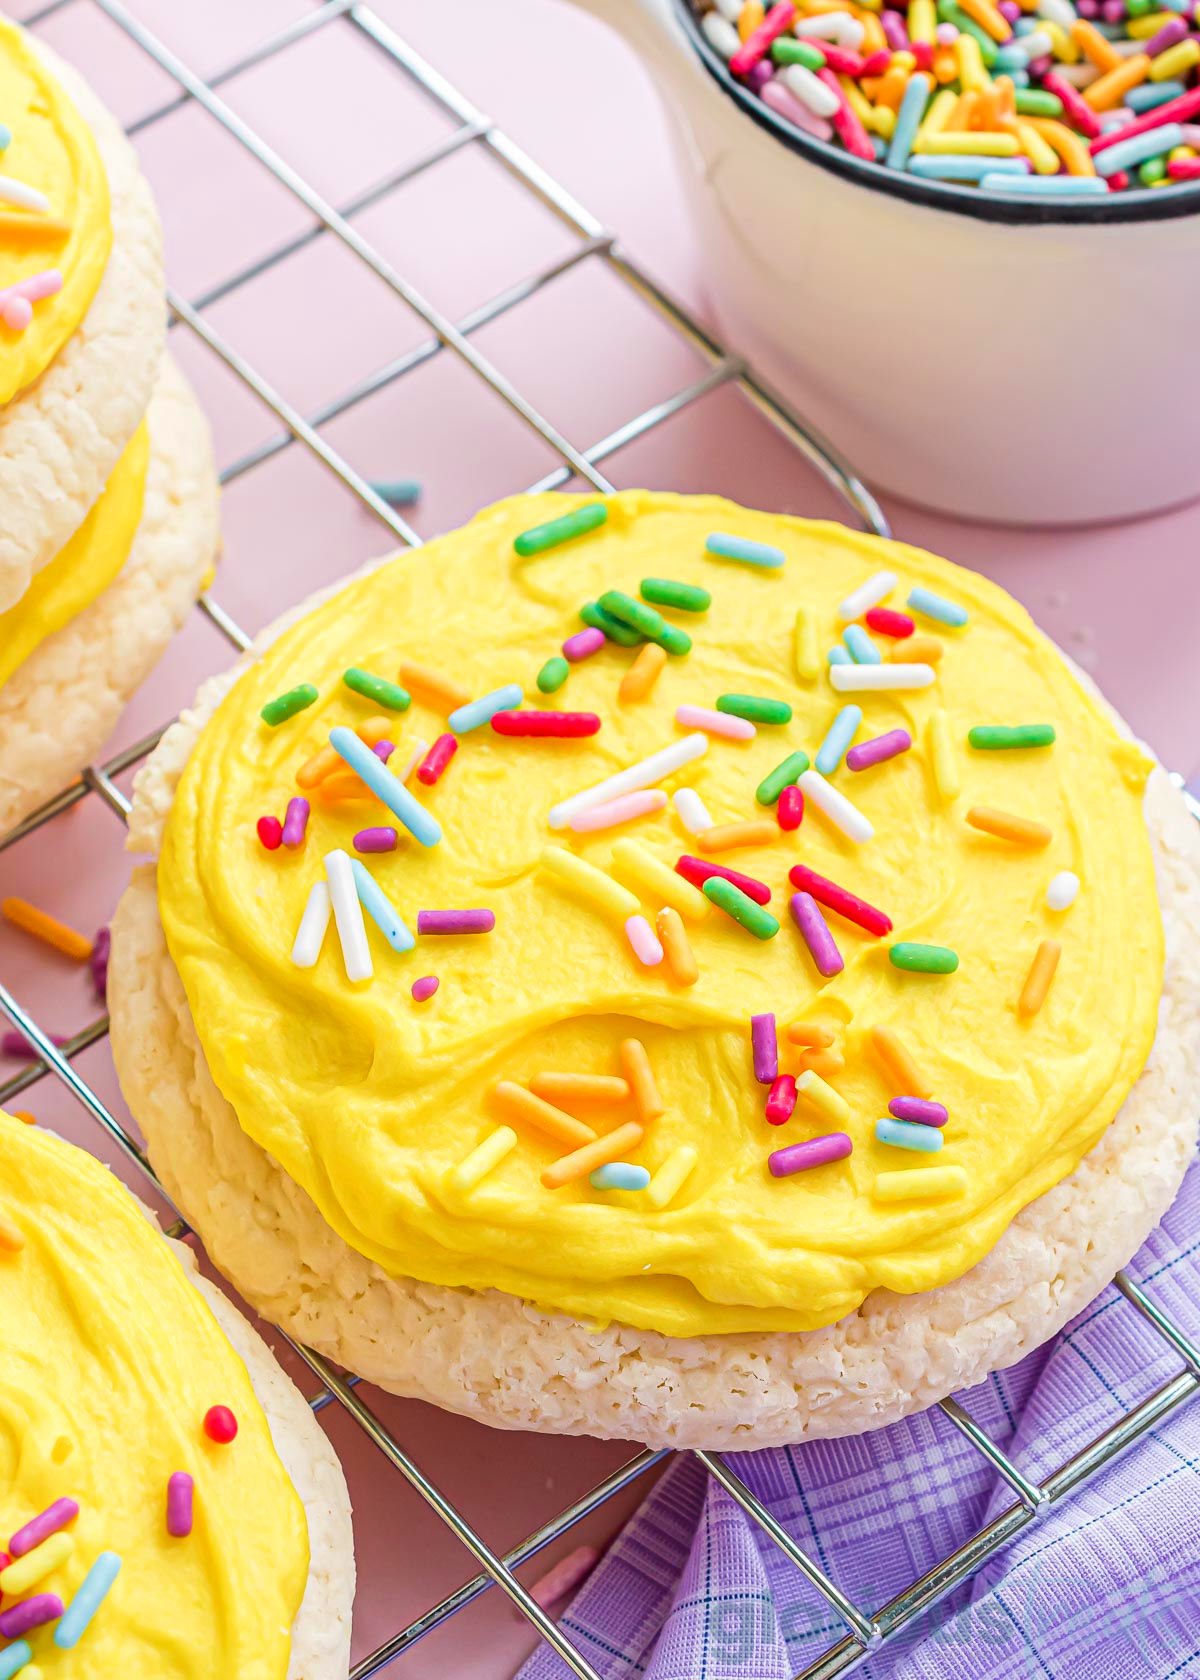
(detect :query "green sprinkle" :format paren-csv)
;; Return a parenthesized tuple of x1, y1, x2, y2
(514, 503, 607, 556)
(537, 655, 570, 694)
(599, 590, 692, 656)
(717, 694, 793, 726)
(261, 684, 318, 727)
(935, 0, 997, 61)
(702, 877, 780, 939)
(756, 750, 811, 806)
(770, 37, 826, 68)
(968, 725, 1056, 750)
(889, 943, 959, 974)
(1139, 155, 1168, 187)
(640, 577, 712, 613)
(580, 601, 642, 647)
(1013, 89, 1063, 118)
(342, 668, 411, 711)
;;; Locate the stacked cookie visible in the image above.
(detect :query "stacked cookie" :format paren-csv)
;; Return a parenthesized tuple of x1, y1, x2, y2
(0, 17, 218, 834)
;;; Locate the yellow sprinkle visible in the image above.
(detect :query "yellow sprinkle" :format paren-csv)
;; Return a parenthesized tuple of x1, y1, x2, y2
(793, 608, 820, 683)
(915, 86, 958, 145)
(0, 1532, 74, 1597)
(897, 633, 943, 663)
(1040, 19, 1080, 61)
(795, 1070, 851, 1127)
(871, 104, 897, 139)
(542, 1121, 645, 1189)
(1018, 938, 1061, 1017)
(610, 838, 710, 921)
(920, 131, 1020, 155)
(908, 0, 937, 43)
(955, 32, 991, 91)
(926, 709, 959, 802)
(873, 1165, 969, 1201)
(1, 898, 92, 962)
(841, 74, 877, 128)
(619, 642, 667, 704)
(1127, 10, 1175, 36)
(539, 847, 639, 924)
(1016, 121, 1060, 174)
(1150, 38, 1199, 80)
(646, 1143, 698, 1211)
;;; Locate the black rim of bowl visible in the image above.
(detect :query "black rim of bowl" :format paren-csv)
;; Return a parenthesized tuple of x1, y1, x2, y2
(675, 0, 1200, 224)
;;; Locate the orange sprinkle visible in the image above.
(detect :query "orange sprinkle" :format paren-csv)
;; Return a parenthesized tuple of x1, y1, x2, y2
(966, 807, 1052, 848)
(974, 85, 1003, 127)
(1, 899, 92, 963)
(957, 0, 1012, 41)
(698, 821, 778, 855)
(0, 211, 72, 243)
(312, 772, 379, 804)
(11, 1111, 36, 1126)
(875, 65, 911, 112)
(297, 717, 393, 788)
(398, 661, 471, 714)
(0, 1208, 24, 1252)
(1084, 53, 1150, 110)
(528, 1073, 631, 1106)
(491, 1083, 596, 1149)
(946, 89, 980, 131)
(619, 1038, 665, 1123)
(785, 1023, 835, 1049)
(619, 643, 667, 704)
(1025, 117, 1096, 175)
(799, 1047, 846, 1079)
(860, 11, 887, 53)
(656, 907, 698, 987)
(738, 0, 764, 40)
(933, 48, 959, 83)
(541, 1122, 645, 1190)
(894, 634, 942, 664)
(1019, 939, 1061, 1017)
(869, 1025, 933, 1099)
(1071, 16, 1123, 70)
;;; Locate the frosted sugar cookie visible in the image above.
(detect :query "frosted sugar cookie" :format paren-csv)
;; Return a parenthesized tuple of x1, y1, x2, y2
(108, 493, 1200, 1447)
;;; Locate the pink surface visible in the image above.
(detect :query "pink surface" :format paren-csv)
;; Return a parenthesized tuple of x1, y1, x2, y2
(1, 1, 1199, 1675)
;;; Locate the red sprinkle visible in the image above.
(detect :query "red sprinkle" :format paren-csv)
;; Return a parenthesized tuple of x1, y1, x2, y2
(203, 1405, 238, 1444)
(729, 0, 795, 76)
(676, 856, 772, 906)
(788, 864, 892, 937)
(777, 785, 804, 832)
(417, 734, 458, 786)
(491, 712, 601, 738)
(765, 1074, 797, 1126)
(820, 44, 866, 75)
(256, 816, 283, 851)
(911, 39, 933, 70)
(865, 607, 914, 639)
(859, 47, 891, 74)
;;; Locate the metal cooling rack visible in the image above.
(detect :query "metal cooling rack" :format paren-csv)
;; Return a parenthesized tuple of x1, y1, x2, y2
(1, 4, 1198, 1676)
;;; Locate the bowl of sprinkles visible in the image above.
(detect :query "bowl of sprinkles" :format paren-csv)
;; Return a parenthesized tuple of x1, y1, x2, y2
(567, 0, 1200, 524)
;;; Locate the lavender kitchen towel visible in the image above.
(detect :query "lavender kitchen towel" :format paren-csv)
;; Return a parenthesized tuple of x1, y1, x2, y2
(520, 1154, 1200, 1679)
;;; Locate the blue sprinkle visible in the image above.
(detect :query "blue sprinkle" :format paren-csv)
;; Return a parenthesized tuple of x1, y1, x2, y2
(886, 71, 930, 172)
(448, 683, 523, 735)
(0, 1644, 31, 1680)
(843, 624, 881, 665)
(979, 172, 1110, 196)
(909, 155, 1029, 181)
(907, 585, 969, 628)
(590, 1162, 651, 1191)
(350, 860, 415, 953)
(369, 477, 421, 506)
(1125, 81, 1185, 113)
(329, 727, 441, 847)
(0, 125, 11, 152)
(815, 704, 862, 776)
(827, 645, 852, 666)
(704, 532, 785, 570)
(55, 1552, 122, 1650)
(875, 1117, 944, 1153)
(1096, 122, 1184, 177)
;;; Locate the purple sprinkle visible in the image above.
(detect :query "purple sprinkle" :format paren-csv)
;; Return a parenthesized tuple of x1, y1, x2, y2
(10, 1497, 78, 1557)
(1100, 0, 1123, 20)
(166, 1471, 194, 1538)
(417, 909, 495, 935)
(1144, 15, 1187, 54)
(562, 627, 606, 662)
(2, 1030, 66, 1060)
(353, 826, 398, 853)
(1077, 0, 1098, 15)
(889, 1096, 949, 1128)
(281, 796, 310, 848)
(1026, 53, 1052, 76)
(373, 740, 395, 763)
(411, 975, 439, 1002)
(769, 1133, 853, 1178)
(789, 893, 844, 979)
(845, 728, 912, 773)
(997, 0, 1019, 17)
(750, 1013, 777, 1085)
(880, 9, 908, 48)
(90, 925, 111, 1000)
(0, 1592, 64, 1639)
(746, 60, 774, 92)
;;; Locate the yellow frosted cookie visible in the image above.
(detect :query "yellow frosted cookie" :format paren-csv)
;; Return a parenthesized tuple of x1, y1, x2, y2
(108, 493, 1200, 1447)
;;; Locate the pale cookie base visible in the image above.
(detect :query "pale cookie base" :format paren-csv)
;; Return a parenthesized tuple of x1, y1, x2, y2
(0, 34, 165, 610)
(108, 590, 1200, 1449)
(0, 354, 219, 836)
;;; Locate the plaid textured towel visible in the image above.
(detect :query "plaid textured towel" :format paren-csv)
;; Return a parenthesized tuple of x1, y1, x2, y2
(520, 1155, 1200, 1679)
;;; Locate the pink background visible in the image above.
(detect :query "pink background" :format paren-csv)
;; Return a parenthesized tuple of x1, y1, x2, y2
(2, 1, 1199, 1674)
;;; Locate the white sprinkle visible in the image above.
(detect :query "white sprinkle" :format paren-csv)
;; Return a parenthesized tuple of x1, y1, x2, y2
(672, 787, 714, 836)
(625, 915, 665, 967)
(780, 63, 843, 117)
(839, 573, 899, 622)
(1046, 871, 1080, 912)
(830, 663, 936, 692)
(797, 769, 874, 844)
(290, 881, 331, 968)
(548, 733, 708, 830)
(324, 849, 373, 982)
(701, 10, 740, 56)
(675, 704, 756, 742)
(393, 737, 429, 785)
(1036, 0, 1076, 30)
(0, 174, 49, 213)
(794, 10, 865, 47)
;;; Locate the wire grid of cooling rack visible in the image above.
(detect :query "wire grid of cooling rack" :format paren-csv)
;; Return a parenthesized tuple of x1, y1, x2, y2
(2, 3, 1199, 1676)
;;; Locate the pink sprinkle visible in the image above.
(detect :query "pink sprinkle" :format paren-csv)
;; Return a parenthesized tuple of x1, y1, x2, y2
(417, 733, 458, 786)
(527, 1544, 600, 1613)
(729, 0, 795, 76)
(789, 892, 844, 978)
(373, 739, 395, 763)
(769, 1132, 853, 1177)
(765, 1074, 797, 1126)
(281, 796, 310, 848)
(90, 925, 111, 1001)
(0, 1593, 63, 1638)
(745, 60, 774, 93)
(417, 909, 495, 935)
(1143, 13, 1186, 52)
(624, 914, 664, 966)
(166, 1472, 194, 1538)
(911, 40, 933, 69)
(562, 627, 606, 662)
(845, 729, 912, 773)
(675, 704, 755, 741)
(256, 816, 282, 850)
(751, 1013, 778, 1084)
(777, 785, 804, 832)
(935, 20, 959, 42)
(761, 78, 835, 141)
(411, 975, 439, 1002)
(568, 790, 667, 832)
(10, 1497, 78, 1557)
(0, 268, 62, 330)
(1, 295, 32, 331)
(353, 826, 397, 853)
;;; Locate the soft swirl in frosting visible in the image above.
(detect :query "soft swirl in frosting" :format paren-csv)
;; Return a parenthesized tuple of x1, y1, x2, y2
(157, 492, 1161, 1336)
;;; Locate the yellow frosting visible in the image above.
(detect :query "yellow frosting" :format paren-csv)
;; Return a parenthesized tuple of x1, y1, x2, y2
(157, 493, 1162, 1337)
(0, 1116, 308, 1675)
(0, 420, 148, 690)
(0, 18, 111, 405)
